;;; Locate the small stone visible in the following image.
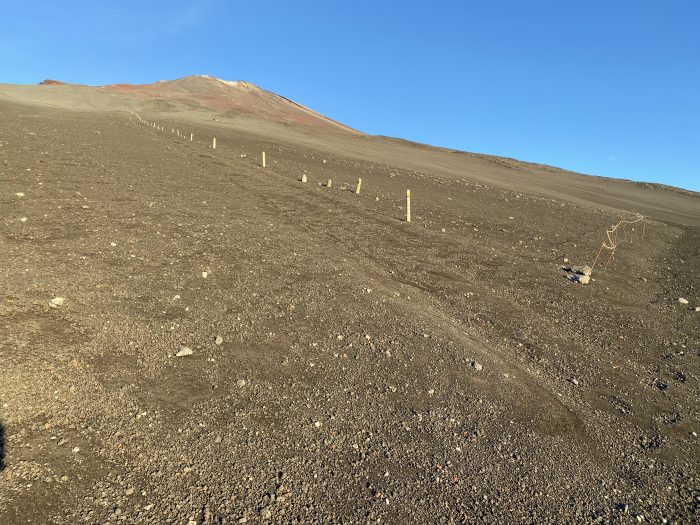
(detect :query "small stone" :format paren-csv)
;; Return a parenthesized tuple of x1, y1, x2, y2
(15, 192, 25, 197)
(471, 361, 483, 371)
(60, 475, 69, 482)
(125, 487, 135, 496)
(568, 273, 590, 285)
(143, 504, 154, 511)
(50, 297, 65, 307)
(81, 205, 89, 209)
(236, 379, 246, 388)
(20, 217, 28, 222)
(215, 336, 223, 345)
(678, 297, 688, 304)
(261, 508, 272, 520)
(695, 306, 700, 312)
(71, 447, 80, 453)
(314, 421, 322, 428)
(176, 347, 193, 357)
(202, 271, 208, 279)
(567, 265, 593, 276)
(215, 435, 222, 443)
(571, 378, 579, 386)
(110, 242, 117, 247)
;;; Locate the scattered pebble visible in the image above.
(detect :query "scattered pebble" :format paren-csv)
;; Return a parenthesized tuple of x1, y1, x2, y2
(471, 361, 483, 371)
(215, 336, 223, 345)
(678, 297, 688, 305)
(50, 297, 65, 308)
(564, 265, 592, 277)
(314, 421, 322, 428)
(236, 379, 246, 388)
(202, 271, 208, 279)
(20, 217, 28, 222)
(15, 192, 25, 197)
(175, 347, 193, 357)
(568, 273, 590, 285)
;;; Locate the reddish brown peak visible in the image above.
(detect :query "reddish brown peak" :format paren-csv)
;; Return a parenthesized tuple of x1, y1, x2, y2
(39, 79, 65, 85)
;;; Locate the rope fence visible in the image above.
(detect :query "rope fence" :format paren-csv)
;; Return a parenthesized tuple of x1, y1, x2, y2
(590, 213, 647, 272)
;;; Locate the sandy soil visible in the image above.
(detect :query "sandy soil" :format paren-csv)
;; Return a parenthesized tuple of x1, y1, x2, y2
(0, 96, 698, 524)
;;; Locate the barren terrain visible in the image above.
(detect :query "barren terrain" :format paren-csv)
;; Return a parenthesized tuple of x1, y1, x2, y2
(0, 80, 698, 524)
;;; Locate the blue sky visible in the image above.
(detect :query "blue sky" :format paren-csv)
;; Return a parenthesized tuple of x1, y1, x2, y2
(3, 1, 699, 192)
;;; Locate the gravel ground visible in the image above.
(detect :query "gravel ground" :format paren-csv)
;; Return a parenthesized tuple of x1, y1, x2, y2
(0, 100, 698, 524)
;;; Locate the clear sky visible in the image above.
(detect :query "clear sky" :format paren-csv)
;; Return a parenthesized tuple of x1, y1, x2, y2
(2, 1, 699, 192)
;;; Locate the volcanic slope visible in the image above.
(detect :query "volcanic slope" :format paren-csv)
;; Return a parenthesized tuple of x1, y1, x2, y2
(0, 84, 698, 524)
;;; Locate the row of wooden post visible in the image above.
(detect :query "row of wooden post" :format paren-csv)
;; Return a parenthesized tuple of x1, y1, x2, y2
(129, 110, 412, 222)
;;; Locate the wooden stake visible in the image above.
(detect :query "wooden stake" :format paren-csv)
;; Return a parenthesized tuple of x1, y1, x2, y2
(212, 137, 217, 149)
(262, 151, 266, 167)
(355, 178, 362, 194)
(326, 178, 332, 188)
(301, 174, 307, 183)
(190, 133, 193, 141)
(406, 189, 411, 223)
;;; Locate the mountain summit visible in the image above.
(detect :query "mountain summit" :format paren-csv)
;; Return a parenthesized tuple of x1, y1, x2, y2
(101, 75, 358, 133)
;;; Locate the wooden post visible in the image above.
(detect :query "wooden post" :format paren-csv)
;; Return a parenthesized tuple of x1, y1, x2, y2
(262, 151, 266, 167)
(406, 190, 411, 223)
(301, 174, 307, 183)
(190, 133, 193, 141)
(326, 178, 332, 188)
(355, 178, 362, 194)
(212, 137, 217, 149)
